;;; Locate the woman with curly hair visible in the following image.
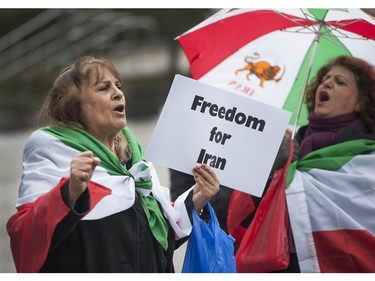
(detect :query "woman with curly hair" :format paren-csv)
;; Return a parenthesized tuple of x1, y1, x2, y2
(285, 55, 375, 272)
(235, 55, 375, 273)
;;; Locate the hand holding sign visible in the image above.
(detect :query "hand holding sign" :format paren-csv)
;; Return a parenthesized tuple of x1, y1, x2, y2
(145, 75, 291, 197)
(192, 163, 220, 213)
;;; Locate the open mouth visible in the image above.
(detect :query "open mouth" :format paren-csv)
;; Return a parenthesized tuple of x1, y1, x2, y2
(113, 104, 125, 113)
(319, 91, 330, 102)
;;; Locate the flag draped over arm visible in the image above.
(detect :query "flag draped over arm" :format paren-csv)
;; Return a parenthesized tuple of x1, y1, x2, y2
(286, 139, 375, 273)
(7, 128, 193, 272)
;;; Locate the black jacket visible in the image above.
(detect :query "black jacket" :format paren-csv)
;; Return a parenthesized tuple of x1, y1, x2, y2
(39, 181, 192, 273)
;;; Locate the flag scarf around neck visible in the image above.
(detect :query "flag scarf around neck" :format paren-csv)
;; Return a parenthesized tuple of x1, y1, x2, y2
(6, 129, 192, 272)
(7, 128, 193, 272)
(285, 139, 375, 273)
(42, 126, 169, 250)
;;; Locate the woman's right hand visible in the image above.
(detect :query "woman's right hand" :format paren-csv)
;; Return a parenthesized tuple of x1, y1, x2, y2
(69, 151, 100, 206)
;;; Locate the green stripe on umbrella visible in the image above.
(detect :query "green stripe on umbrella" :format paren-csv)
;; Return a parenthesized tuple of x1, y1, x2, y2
(177, 8, 375, 132)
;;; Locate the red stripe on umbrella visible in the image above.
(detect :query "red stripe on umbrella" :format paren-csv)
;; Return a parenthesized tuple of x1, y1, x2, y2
(177, 10, 312, 80)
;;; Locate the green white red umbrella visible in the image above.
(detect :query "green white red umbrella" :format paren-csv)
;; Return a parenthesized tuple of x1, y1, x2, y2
(176, 8, 375, 129)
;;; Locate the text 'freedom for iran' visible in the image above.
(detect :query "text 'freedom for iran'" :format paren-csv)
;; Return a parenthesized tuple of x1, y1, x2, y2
(190, 95, 266, 170)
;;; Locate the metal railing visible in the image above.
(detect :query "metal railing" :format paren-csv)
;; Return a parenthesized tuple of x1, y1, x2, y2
(0, 9, 159, 82)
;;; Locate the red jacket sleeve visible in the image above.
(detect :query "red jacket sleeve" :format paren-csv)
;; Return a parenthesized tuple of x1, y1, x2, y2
(6, 177, 72, 272)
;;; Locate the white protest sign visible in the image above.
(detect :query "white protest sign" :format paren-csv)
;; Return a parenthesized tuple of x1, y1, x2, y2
(144, 75, 291, 197)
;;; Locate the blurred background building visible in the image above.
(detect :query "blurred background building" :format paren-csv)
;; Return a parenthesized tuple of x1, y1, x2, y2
(0, 9, 218, 131)
(0, 8, 217, 273)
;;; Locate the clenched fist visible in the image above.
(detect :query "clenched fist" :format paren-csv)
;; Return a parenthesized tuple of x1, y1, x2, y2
(69, 151, 100, 206)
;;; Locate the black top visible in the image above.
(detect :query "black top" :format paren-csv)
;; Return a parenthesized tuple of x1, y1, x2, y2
(39, 181, 191, 273)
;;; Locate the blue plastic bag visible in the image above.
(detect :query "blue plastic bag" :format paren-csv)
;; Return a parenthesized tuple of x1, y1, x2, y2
(182, 203, 237, 273)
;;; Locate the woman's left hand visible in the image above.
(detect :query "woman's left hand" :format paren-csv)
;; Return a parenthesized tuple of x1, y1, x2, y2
(192, 164, 220, 213)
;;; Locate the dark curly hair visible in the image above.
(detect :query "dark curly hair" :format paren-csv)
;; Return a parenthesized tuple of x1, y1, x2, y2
(305, 55, 375, 131)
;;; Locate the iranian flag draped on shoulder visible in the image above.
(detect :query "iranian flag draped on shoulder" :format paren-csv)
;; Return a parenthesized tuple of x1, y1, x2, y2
(286, 138, 375, 273)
